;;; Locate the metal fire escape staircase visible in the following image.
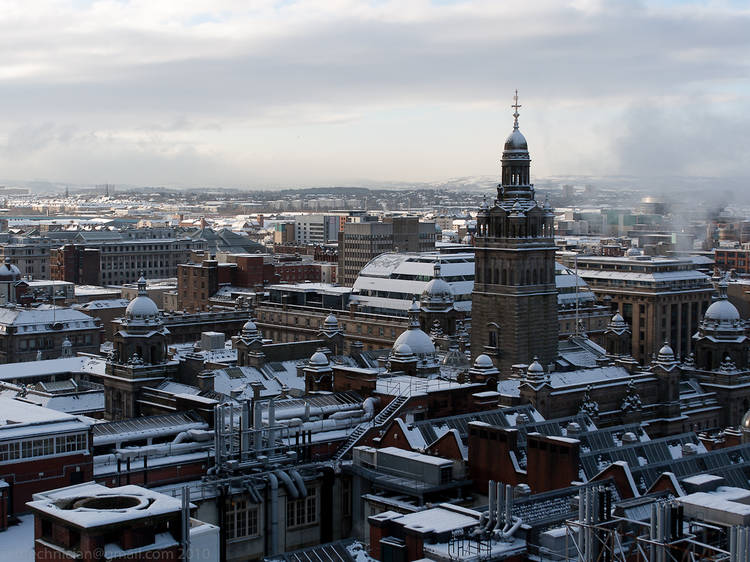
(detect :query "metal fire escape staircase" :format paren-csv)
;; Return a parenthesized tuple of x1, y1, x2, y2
(333, 393, 410, 461)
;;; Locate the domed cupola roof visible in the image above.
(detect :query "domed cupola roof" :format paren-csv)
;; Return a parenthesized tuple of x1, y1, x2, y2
(607, 312, 630, 335)
(420, 261, 454, 308)
(502, 90, 530, 158)
(705, 299, 741, 323)
(658, 342, 674, 360)
(504, 128, 528, 151)
(125, 276, 161, 326)
(0, 258, 22, 282)
(527, 358, 544, 375)
(474, 354, 495, 369)
(698, 280, 745, 337)
(241, 316, 261, 340)
(323, 311, 339, 330)
(308, 351, 329, 366)
(392, 297, 436, 357)
(704, 283, 741, 323)
(391, 342, 416, 361)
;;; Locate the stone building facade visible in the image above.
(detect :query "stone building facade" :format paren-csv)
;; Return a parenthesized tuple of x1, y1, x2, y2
(472, 98, 558, 372)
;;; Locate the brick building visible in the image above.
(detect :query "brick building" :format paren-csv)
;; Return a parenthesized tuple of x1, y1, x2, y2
(27, 482, 218, 561)
(177, 255, 323, 312)
(715, 248, 750, 274)
(49, 244, 101, 285)
(0, 397, 93, 515)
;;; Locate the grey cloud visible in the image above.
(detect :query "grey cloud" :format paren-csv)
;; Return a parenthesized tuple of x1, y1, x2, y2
(0, 2, 748, 186)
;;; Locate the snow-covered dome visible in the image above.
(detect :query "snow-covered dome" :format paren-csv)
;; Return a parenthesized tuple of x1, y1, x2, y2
(393, 296, 436, 357)
(125, 276, 160, 324)
(323, 312, 339, 330)
(309, 351, 329, 366)
(611, 312, 625, 324)
(392, 343, 414, 358)
(504, 128, 528, 151)
(474, 354, 494, 369)
(393, 328, 435, 356)
(242, 319, 258, 333)
(0, 258, 21, 281)
(657, 342, 675, 362)
(527, 358, 544, 375)
(421, 262, 453, 306)
(704, 298, 741, 323)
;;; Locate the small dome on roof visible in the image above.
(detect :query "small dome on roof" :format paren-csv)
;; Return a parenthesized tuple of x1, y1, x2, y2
(392, 342, 414, 358)
(474, 354, 494, 369)
(309, 351, 329, 366)
(243, 319, 257, 332)
(657, 342, 675, 361)
(324, 312, 339, 328)
(125, 276, 160, 324)
(527, 358, 544, 374)
(504, 128, 528, 151)
(421, 262, 453, 305)
(704, 298, 741, 323)
(393, 328, 435, 356)
(612, 312, 625, 323)
(0, 258, 21, 281)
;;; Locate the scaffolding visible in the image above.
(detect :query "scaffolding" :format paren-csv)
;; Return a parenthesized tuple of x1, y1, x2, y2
(564, 487, 740, 561)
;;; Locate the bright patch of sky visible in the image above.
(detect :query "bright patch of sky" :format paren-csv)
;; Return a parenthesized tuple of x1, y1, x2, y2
(0, 0, 747, 188)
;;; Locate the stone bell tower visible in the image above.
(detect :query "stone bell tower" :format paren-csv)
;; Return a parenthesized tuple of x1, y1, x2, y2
(471, 91, 558, 375)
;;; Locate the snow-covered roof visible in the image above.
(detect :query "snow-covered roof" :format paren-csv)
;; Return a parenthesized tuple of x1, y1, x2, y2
(1, 389, 104, 415)
(387, 504, 480, 534)
(27, 483, 189, 528)
(0, 396, 90, 439)
(375, 375, 482, 397)
(577, 269, 710, 284)
(0, 305, 99, 333)
(211, 361, 306, 400)
(74, 299, 130, 310)
(498, 365, 640, 397)
(0, 356, 106, 382)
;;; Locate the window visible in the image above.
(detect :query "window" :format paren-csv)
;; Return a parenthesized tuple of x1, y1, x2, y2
(57, 433, 87, 454)
(287, 487, 317, 529)
(0, 441, 20, 461)
(226, 498, 259, 539)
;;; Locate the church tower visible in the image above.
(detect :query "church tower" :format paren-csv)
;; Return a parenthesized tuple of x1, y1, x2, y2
(471, 92, 558, 374)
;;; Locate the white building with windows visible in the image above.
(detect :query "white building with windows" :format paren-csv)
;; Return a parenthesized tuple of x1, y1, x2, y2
(294, 215, 339, 245)
(352, 252, 474, 316)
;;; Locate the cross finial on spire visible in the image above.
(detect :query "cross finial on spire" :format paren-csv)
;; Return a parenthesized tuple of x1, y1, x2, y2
(511, 89, 521, 130)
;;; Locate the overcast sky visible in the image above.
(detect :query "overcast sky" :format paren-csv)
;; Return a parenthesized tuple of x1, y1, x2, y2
(0, 0, 748, 189)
